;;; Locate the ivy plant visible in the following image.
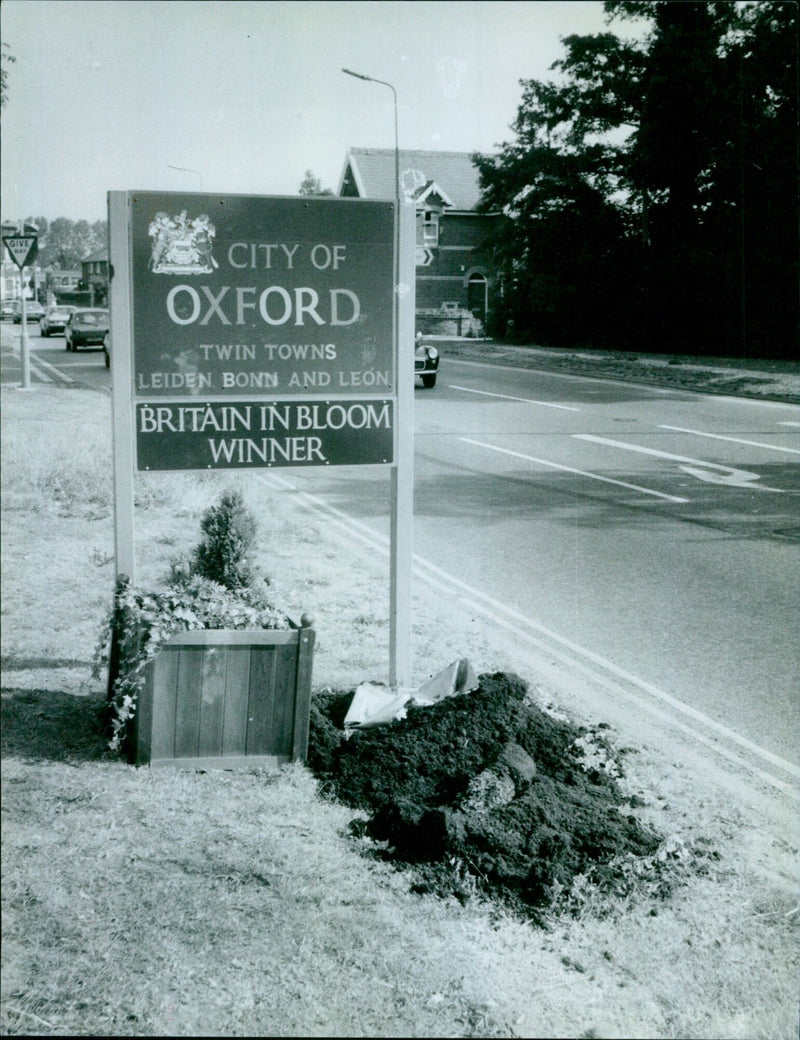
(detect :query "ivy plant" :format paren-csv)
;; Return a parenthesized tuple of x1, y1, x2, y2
(94, 491, 287, 750)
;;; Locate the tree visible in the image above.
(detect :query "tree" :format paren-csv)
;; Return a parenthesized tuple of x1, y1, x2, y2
(33, 217, 107, 269)
(298, 170, 334, 196)
(476, 1, 798, 358)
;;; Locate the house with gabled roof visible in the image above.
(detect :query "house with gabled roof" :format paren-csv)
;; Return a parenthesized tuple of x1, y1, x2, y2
(339, 148, 498, 335)
(80, 245, 109, 306)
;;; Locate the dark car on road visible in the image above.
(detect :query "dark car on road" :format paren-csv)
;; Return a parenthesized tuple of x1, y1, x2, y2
(65, 308, 110, 352)
(415, 332, 439, 388)
(40, 304, 76, 337)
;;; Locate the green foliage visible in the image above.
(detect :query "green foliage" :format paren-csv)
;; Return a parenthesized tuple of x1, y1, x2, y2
(298, 169, 334, 196)
(478, 0, 798, 358)
(190, 489, 257, 591)
(95, 490, 281, 750)
(29, 216, 108, 270)
(94, 575, 288, 751)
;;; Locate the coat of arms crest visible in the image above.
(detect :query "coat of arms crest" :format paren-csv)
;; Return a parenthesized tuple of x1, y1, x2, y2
(148, 211, 218, 274)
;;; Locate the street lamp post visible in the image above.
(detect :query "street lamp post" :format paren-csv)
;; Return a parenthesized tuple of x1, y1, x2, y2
(342, 67, 414, 692)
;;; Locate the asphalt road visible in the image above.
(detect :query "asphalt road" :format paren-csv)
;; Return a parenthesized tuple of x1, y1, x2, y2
(3, 325, 799, 784)
(1, 322, 109, 391)
(264, 357, 800, 779)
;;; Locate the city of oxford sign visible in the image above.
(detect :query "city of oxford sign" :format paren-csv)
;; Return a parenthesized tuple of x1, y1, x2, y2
(130, 193, 395, 402)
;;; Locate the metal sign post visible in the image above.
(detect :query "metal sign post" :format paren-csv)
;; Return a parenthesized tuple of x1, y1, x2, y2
(108, 193, 137, 583)
(3, 231, 39, 391)
(390, 199, 416, 691)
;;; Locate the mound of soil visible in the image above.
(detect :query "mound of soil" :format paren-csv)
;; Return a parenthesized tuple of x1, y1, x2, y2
(308, 673, 662, 914)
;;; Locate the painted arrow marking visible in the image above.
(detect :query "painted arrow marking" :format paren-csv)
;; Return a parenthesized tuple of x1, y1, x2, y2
(574, 434, 786, 492)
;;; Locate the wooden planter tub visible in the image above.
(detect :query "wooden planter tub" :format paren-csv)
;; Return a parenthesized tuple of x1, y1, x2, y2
(119, 620, 315, 769)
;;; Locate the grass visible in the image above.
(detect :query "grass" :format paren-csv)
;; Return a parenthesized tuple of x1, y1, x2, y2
(1, 383, 799, 1038)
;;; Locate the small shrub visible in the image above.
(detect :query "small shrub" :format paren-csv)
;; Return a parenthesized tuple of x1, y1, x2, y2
(191, 489, 257, 590)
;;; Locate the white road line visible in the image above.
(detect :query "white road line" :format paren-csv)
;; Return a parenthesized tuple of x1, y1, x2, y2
(4, 340, 74, 384)
(55, 359, 106, 367)
(255, 471, 799, 797)
(659, 424, 800, 455)
(460, 436, 689, 502)
(778, 421, 800, 427)
(575, 433, 787, 492)
(30, 353, 77, 384)
(449, 383, 581, 411)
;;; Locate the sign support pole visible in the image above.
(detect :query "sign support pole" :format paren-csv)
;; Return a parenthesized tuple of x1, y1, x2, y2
(390, 198, 416, 691)
(108, 192, 136, 584)
(3, 225, 39, 390)
(17, 218, 32, 391)
(19, 277, 31, 390)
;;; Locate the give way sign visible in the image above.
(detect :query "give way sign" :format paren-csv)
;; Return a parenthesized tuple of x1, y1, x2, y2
(2, 235, 38, 269)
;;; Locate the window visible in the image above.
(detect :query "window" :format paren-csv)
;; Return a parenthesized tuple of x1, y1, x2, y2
(423, 211, 439, 245)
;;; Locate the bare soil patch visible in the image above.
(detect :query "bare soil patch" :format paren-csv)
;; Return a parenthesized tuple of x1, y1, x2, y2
(308, 674, 680, 920)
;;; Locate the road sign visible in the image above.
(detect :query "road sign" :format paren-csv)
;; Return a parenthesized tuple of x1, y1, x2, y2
(128, 192, 395, 400)
(415, 246, 434, 267)
(3, 235, 38, 269)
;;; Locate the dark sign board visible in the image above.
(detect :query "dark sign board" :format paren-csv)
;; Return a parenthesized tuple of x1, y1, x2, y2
(135, 398, 394, 471)
(129, 192, 395, 398)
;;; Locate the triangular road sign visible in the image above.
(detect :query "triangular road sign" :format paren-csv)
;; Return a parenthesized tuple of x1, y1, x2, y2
(2, 234, 39, 269)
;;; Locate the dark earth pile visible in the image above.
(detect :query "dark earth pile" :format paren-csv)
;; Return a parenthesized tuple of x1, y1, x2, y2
(308, 673, 663, 915)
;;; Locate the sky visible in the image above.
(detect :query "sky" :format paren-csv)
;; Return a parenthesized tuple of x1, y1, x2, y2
(1, 0, 646, 223)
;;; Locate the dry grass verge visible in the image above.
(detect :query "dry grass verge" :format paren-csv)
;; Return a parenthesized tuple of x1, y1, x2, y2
(1, 385, 798, 1038)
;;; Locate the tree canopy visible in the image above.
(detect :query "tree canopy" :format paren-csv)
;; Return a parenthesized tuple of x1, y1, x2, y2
(20, 216, 107, 270)
(298, 170, 334, 196)
(475, 0, 798, 358)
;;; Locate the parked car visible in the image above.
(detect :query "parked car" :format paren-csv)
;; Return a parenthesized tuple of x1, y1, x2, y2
(12, 299, 45, 323)
(414, 332, 439, 388)
(39, 304, 76, 337)
(1, 300, 16, 321)
(64, 308, 110, 351)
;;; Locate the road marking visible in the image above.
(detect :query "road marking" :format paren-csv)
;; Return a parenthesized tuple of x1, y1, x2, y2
(659, 424, 800, 455)
(255, 471, 799, 799)
(28, 352, 78, 385)
(56, 359, 106, 368)
(575, 433, 786, 492)
(446, 356, 680, 394)
(460, 437, 689, 502)
(3, 341, 61, 384)
(778, 421, 800, 427)
(449, 384, 580, 411)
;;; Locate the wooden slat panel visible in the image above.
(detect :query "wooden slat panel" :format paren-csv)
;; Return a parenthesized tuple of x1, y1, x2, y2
(246, 647, 277, 755)
(292, 627, 316, 761)
(221, 647, 251, 756)
(173, 648, 204, 758)
(132, 625, 314, 767)
(198, 647, 226, 758)
(149, 648, 180, 761)
(271, 644, 299, 756)
(164, 629, 298, 647)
